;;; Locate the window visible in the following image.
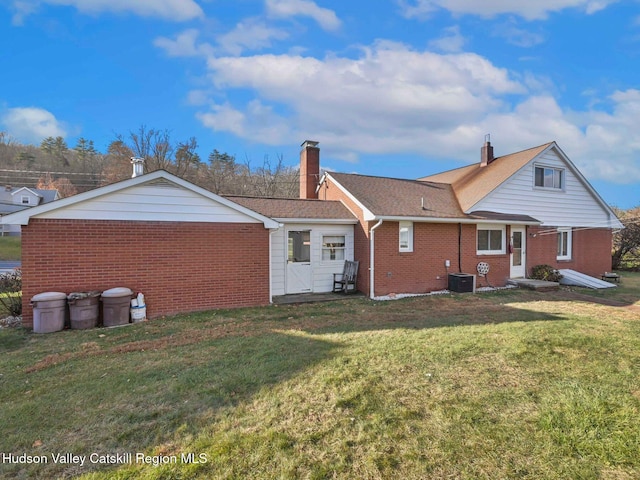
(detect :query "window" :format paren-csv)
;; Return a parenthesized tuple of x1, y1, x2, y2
(557, 228, 572, 260)
(21, 196, 30, 205)
(322, 235, 345, 261)
(288, 231, 311, 263)
(534, 166, 564, 189)
(477, 225, 505, 255)
(399, 221, 413, 252)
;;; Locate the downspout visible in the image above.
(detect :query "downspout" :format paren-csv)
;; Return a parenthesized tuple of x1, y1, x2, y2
(458, 222, 462, 273)
(369, 219, 384, 299)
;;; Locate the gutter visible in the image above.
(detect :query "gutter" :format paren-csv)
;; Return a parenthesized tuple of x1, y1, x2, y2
(369, 219, 384, 299)
(371, 215, 540, 226)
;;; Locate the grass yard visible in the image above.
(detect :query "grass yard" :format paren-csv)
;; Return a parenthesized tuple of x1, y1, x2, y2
(1, 274, 640, 479)
(0, 236, 21, 261)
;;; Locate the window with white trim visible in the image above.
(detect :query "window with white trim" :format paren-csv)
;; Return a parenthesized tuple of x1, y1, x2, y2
(477, 224, 505, 255)
(534, 165, 564, 189)
(322, 235, 346, 261)
(557, 227, 572, 260)
(21, 196, 30, 205)
(399, 221, 413, 252)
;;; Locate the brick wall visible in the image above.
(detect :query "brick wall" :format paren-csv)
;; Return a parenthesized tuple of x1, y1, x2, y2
(372, 222, 511, 295)
(21, 219, 270, 327)
(527, 226, 613, 277)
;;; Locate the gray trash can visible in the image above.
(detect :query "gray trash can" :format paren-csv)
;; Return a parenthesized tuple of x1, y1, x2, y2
(31, 292, 67, 334)
(101, 287, 133, 327)
(68, 291, 101, 329)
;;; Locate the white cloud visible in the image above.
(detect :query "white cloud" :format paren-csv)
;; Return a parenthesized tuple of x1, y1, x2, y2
(217, 17, 290, 55)
(428, 25, 466, 52)
(155, 20, 289, 58)
(199, 41, 524, 153)
(1, 107, 67, 144)
(266, 0, 341, 31)
(494, 21, 545, 47)
(154, 29, 213, 57)
(398, 0, 617, 21)
(10, 0, 203, 22)
(193, 41, 640, 184)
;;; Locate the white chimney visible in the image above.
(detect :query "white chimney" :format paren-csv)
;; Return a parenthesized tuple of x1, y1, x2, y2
(131, 157, 145, 178)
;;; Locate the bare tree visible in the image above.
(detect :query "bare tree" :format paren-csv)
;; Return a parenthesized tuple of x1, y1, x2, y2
(612, 206, 640, 270)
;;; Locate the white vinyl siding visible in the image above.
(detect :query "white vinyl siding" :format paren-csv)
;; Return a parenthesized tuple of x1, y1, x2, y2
(470, 149, 615, 228)
(34, 181, 261, 223)
(270, 224, 354, 296)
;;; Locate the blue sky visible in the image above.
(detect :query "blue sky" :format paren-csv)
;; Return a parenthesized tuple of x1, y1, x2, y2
(1, 0, 639, 208)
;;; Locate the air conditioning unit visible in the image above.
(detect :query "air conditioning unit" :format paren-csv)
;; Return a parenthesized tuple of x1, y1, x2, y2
(448, 273, 476, 293)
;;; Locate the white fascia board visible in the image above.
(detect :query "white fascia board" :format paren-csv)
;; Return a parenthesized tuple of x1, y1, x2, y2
(273, 218, 358, 225)
(375, 215, 541, 225)
(324, 173, 376, 221)
(1, 170, 280, 229)
(10, 187, 40, 198)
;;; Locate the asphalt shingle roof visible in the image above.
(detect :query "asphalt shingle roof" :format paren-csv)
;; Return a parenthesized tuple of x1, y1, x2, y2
(419, 142, 553, 212)
(225, 196, 356, 220)
(329, 172, 466, 219)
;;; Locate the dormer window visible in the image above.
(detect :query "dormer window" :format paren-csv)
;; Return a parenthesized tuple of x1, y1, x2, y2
(534, 166, 564, 189)
(21, 196, 30, 205)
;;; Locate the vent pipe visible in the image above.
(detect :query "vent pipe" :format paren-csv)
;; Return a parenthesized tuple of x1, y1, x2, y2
(131, 157, 145, 178)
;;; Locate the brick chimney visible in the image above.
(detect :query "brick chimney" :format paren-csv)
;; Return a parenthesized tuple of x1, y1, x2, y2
(300, 140, 320, 199)
(480, 134, 494, 167)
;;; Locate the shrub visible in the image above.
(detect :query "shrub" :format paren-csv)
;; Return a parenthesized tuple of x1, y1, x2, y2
(0, 268, 22, 317)
(530, 264, 563, 282)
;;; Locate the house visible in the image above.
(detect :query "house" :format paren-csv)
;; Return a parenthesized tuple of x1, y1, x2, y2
(0, 186, 59, 236)
(313, 139, 622, 297)
(1, 139, 621, 328)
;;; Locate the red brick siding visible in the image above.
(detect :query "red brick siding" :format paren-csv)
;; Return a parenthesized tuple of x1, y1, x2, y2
(21, 219, 270, 327)
(526, 226, 613, 277)
(372, 222, 511, 295)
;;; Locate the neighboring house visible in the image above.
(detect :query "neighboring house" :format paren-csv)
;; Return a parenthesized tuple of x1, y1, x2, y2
(1, 139, 622, 328)
(314, 140, 622, 297)
(0, 186, 59, 236)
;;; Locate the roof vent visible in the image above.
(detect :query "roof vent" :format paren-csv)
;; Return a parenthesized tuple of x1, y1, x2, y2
(131, 157, 145, 178)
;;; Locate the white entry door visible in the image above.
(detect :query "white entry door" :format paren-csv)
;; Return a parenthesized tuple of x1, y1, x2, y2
(286, 230, 312, 293)
(510, 227, 526, 278)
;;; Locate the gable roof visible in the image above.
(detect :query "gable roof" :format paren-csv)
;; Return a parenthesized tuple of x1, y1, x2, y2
(225, 196, 357, 223)
(419, 142, 553, 212)
(0, 186, 59, 215)
(1, 170, 279, 229)
(326, 172, 539, 224)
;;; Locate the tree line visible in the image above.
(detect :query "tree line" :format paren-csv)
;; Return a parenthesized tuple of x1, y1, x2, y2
(0, 127, 299, 199)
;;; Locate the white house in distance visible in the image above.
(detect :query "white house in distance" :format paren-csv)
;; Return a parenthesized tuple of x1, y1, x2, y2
(0, 186, 59, 236)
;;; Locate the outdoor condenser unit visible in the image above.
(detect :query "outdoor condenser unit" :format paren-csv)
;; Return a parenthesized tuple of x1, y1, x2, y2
(448, 273, 476, 293)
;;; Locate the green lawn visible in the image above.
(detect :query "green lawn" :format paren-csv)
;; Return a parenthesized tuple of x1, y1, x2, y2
(0, 236, 21, 261)
(1, 274, 640, 479)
